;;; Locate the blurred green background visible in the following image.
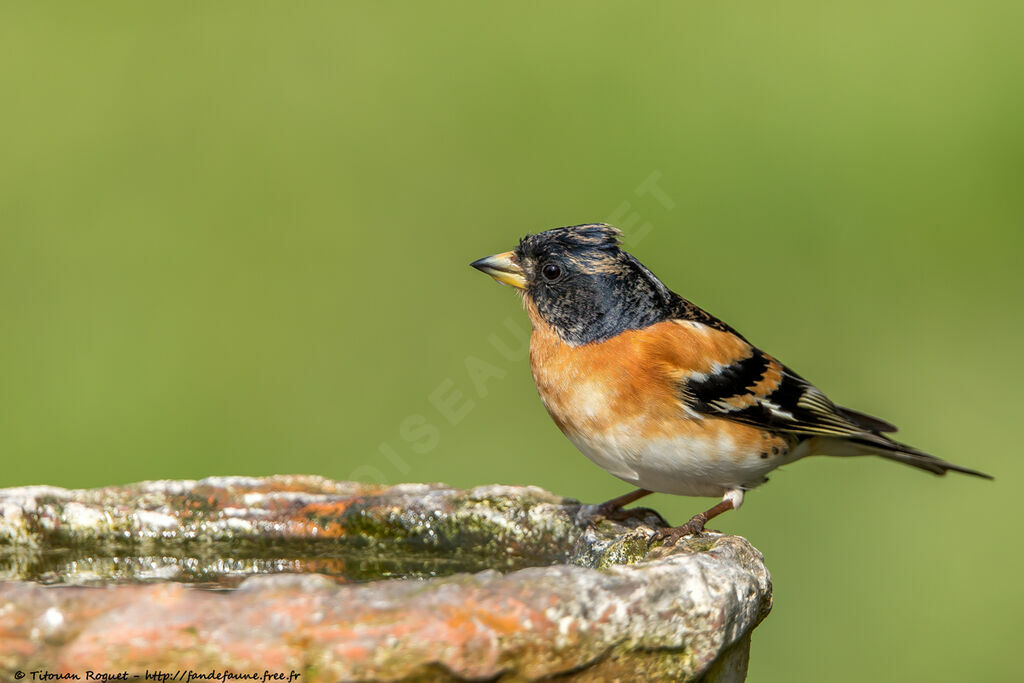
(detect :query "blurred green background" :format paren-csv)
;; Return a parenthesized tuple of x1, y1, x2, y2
(2, 2, 1021, 680)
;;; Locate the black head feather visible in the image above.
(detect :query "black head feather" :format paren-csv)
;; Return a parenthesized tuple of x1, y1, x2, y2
(513, 224, 690, 344)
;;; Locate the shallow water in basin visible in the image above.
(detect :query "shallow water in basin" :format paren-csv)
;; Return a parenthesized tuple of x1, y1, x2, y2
(0, 539, 566, 588)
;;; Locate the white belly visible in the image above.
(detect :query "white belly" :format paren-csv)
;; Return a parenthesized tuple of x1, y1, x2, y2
(565, 421, 779, 498)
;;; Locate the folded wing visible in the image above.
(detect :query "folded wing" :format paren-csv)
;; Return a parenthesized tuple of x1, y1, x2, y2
(674, 323, 990, 479)
(679, 342, 885, 438)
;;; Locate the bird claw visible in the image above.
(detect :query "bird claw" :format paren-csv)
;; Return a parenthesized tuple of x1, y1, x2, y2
(650, 517, 707, 547)
(590, 503, 668, 527)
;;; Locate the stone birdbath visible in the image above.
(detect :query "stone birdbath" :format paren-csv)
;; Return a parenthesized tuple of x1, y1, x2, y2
(0, 475, 772, 681)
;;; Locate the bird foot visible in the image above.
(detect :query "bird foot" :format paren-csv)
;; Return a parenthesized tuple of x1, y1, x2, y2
(650, 515, 707, 547)
(590, 503, 668, 527)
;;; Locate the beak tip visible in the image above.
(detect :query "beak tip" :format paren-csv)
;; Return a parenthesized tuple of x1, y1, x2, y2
(470, 251, 527, 289)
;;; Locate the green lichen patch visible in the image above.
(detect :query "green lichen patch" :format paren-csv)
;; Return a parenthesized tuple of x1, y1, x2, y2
(589, 529, 653, 569)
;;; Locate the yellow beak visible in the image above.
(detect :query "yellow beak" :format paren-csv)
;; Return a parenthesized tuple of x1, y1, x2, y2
(470, 251, 527, 290)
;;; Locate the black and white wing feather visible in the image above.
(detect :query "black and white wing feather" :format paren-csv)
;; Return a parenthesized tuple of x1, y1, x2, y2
(680, 345, 888, 437)
(678, 340, 991, 479)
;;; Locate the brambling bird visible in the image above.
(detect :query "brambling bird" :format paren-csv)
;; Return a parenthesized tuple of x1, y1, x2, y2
(471, 223, 992, 543)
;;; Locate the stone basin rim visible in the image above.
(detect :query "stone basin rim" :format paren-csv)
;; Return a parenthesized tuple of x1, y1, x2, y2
(0, 476, 773, 682)
(0, 476, 770, 582)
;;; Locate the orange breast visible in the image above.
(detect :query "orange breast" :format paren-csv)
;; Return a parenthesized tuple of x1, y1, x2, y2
(526, 300, 789, 462)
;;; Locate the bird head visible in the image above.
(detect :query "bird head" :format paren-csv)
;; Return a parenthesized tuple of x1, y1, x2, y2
(471, 223, 676, 345)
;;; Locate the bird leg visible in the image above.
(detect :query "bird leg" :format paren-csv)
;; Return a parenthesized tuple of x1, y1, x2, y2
(652, 490, 744, 546)
(596, 488, 652, 514)
(590, 488, 660, 524)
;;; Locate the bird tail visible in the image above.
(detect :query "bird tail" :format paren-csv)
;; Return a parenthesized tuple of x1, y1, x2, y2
(846, 434, 993, 479)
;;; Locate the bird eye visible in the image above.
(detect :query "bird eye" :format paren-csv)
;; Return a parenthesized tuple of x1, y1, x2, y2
(541, 263, 562, 281)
